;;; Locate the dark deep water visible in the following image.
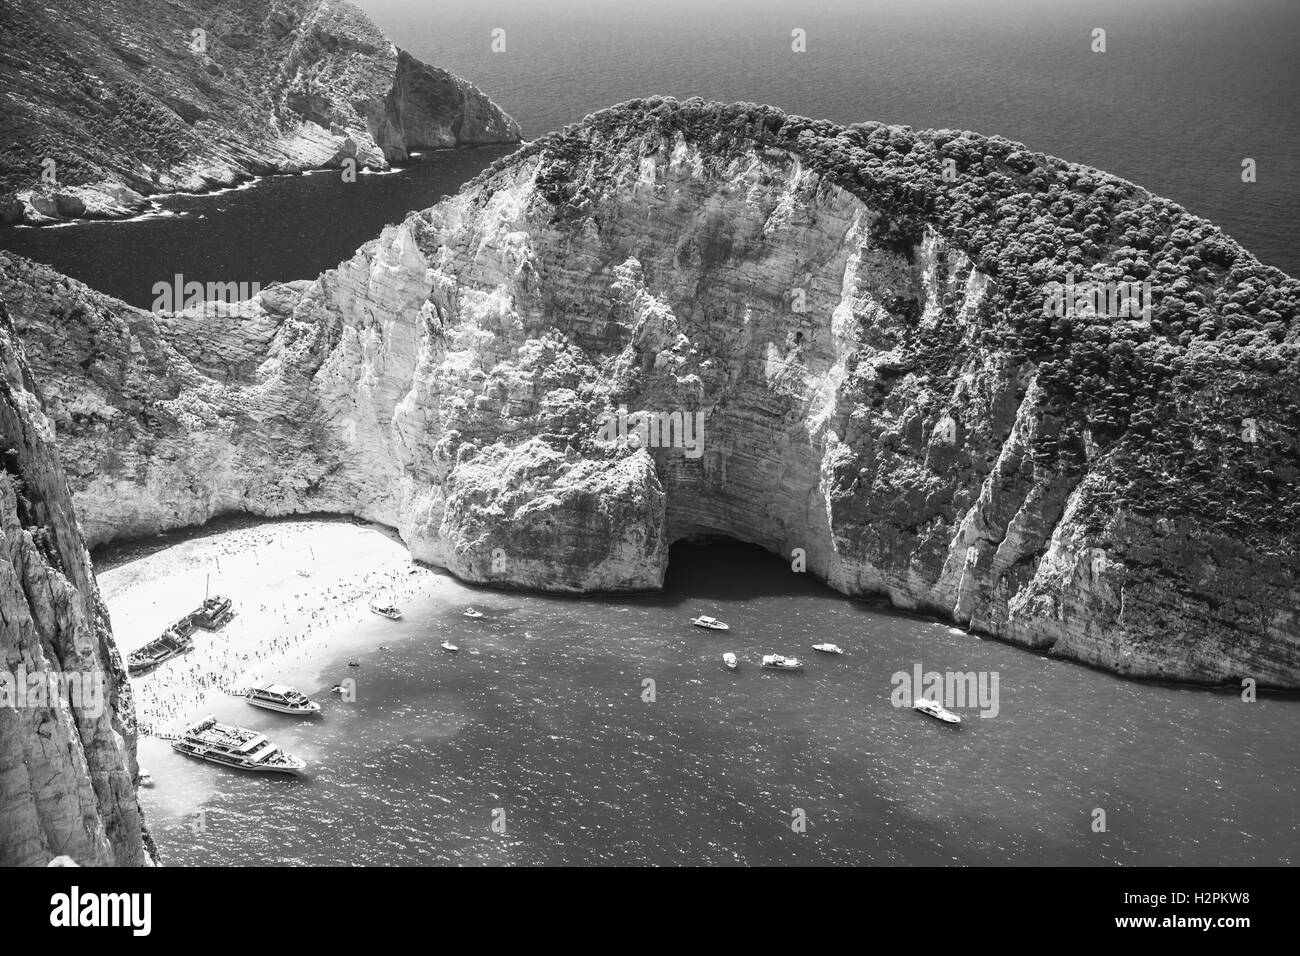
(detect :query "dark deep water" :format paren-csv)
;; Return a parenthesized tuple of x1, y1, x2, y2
(133, 538, 1299, 866)
(0, 146, 515, 309)
(361, 0, 1300, 279)
(3, 0, 1297, 866)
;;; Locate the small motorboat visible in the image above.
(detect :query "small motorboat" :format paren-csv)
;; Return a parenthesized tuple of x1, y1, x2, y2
(691, 615, 730, 631)
(914, 697, 962, 724)
(761, 654, 803, 671)
(347, 660, 360, 668)
(369, 599, 402, 620)
(138, 769, 154, 788)
(812, 643, 844, 655)
(441, 641, 460, 653)
(330, 684, 346, 695)
(463, 607, 485, 619)
(723, 652, 738, 671)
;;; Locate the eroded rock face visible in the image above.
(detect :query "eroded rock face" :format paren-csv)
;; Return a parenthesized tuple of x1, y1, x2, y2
(0, 0, 521, 223)
(3, 98, 1298, 687)
(0, 301, 150, 867)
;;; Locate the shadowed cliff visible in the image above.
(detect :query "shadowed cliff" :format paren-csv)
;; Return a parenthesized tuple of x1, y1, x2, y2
(0, 300, 151, 867)
(2, 97, 1298, 688)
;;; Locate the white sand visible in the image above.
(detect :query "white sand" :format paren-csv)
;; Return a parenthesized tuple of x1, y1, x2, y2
(97, 519, 436, 734)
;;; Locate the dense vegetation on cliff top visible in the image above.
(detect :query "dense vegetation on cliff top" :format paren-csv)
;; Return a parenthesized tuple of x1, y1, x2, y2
(0, 0, 389, 208)
(471, 97, 1300, 562)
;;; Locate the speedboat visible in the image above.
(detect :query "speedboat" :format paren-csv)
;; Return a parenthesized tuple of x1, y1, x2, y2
(138, 769, 154, 788)
(761, 654, 803, 671)
(170, 716, 306, 776)
(441, 641, 459, 653)
(913, 697, 962, 724)
(691, 615, 730, 631)
(463, 607, 485, 619)
(812, 643, 844, 655)
(369, 599, 402, 620)
(295, 568, 314, 578)
(245, 682, 321, 715)
(723, 652, 738, 671)
(330, 684, 346, 695)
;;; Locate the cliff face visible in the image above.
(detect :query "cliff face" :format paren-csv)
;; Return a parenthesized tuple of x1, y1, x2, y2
(0, 0, 521, 224)
(3, 98, 1298, 687)
(0, 300, 150, 867)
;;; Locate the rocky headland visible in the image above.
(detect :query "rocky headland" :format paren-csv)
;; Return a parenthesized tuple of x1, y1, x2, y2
(3, 97, 1298, 691)
(0, 0, 521, 224)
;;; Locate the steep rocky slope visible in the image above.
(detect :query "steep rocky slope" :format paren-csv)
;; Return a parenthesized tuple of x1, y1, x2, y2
(0, 300, 150, 867)
(3, 98, 1298, 687)
(0, 0, 520, 224)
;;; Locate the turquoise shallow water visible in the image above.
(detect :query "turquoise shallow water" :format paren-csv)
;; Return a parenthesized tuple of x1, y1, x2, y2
(137, 539, 1299, 866)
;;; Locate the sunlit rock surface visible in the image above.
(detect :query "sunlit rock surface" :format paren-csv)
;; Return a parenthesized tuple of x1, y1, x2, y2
(3, 97, 1298, 687)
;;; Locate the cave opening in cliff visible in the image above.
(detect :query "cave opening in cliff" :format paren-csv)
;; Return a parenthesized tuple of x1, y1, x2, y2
(664, 536, 838, 601)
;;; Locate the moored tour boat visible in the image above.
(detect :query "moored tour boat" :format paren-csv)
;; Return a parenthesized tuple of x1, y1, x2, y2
(691, 615, 730, 631)
(723, 652, 738, 670)
(913, 697, 962, 724)
(244, 682, 321, 715)
(812, 643, 844, 655)
(369, 599, 402, 620)
(170, 716, 306, 775)
(761, 654, 803, 671)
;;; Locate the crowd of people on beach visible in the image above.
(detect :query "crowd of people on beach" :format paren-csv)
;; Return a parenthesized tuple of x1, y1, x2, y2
(120, 528, 423, 737)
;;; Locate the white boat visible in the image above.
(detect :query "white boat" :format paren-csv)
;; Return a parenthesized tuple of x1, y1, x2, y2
(812, 643, 844, 655)
(723, 652, 738, 670)
(441, 641, 459, 653)
(295, 568, 313, 578)
(691, 615, 730, 631)
(369, 599, 402, 620)
(244, 682, 321, 715)
(138, 769, 154, 788)
(913, 697, 962, 724)
(463, 607, 485, 618)
(170, 716, 306, 776)
(330, 684, 346, 695)
(761, 654, 803, 671)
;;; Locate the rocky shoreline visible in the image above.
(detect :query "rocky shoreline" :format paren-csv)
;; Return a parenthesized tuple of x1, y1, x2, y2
(3, 97, 1297, 690)
(0, 0, 521, 226)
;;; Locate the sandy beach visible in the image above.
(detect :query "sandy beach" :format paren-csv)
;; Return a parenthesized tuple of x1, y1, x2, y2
(97, 518, 433, 735)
